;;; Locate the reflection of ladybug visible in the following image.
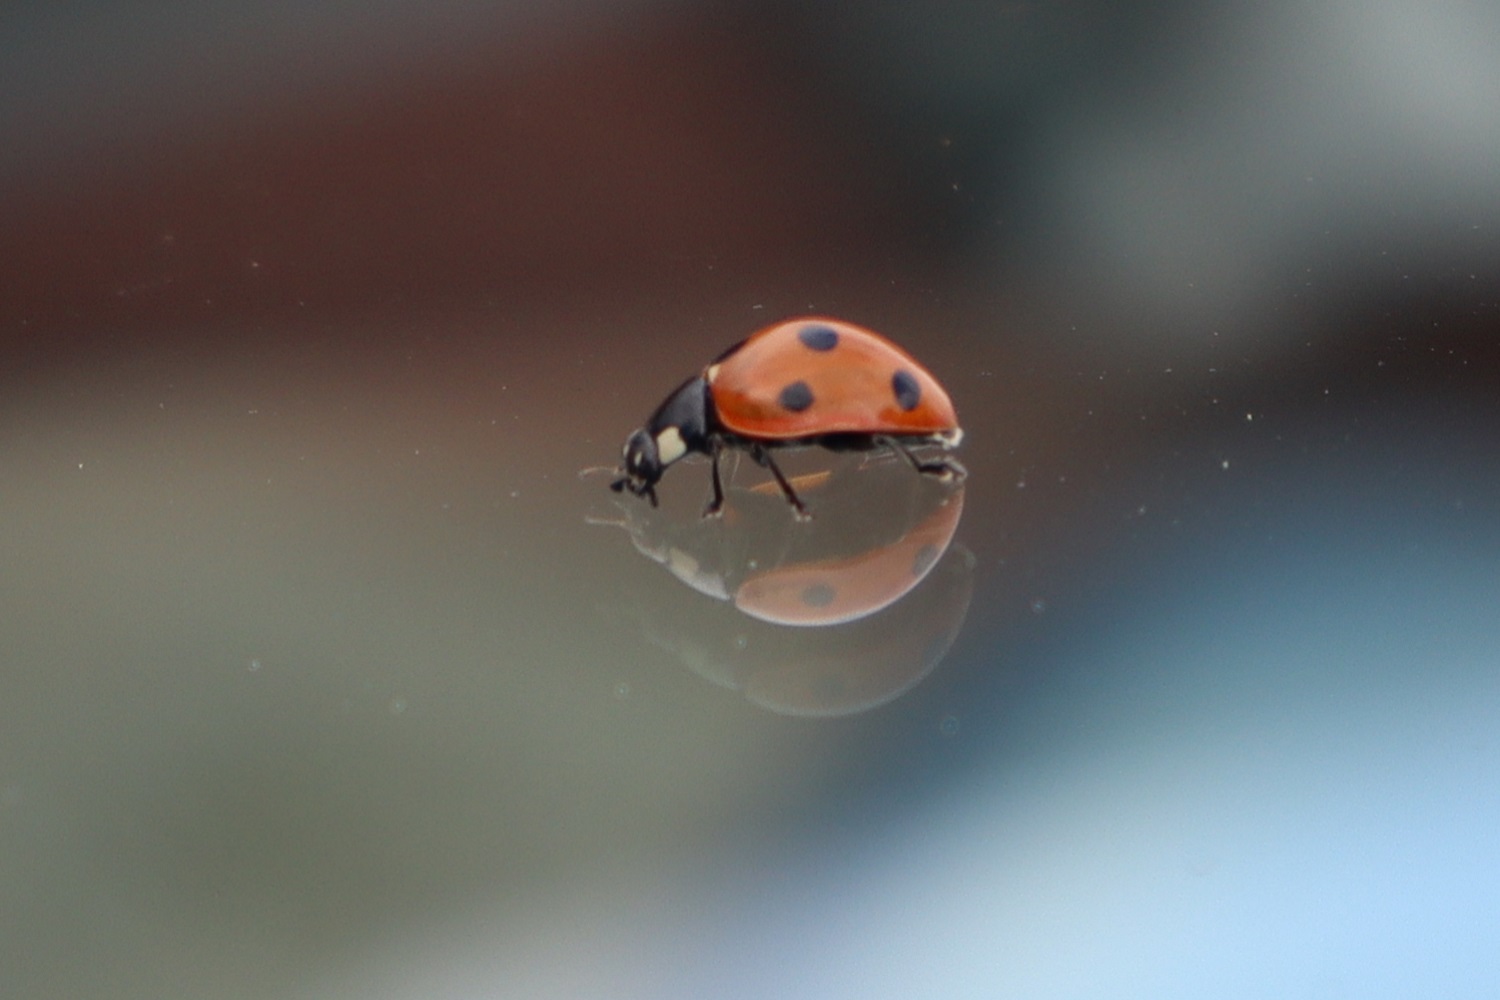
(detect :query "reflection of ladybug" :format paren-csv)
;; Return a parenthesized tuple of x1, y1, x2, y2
(593, 463, 974, 716)
(734, 483, 965, 626)
(610, 317, 964, 518)
(599, 464, 965, 627)
(641, 540, 976, 717)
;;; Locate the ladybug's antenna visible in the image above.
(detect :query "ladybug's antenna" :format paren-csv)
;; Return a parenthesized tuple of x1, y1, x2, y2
(581, 465, 621, 482)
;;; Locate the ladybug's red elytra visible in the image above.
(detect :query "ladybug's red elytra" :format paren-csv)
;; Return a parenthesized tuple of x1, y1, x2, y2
(610, 317, 965, 518)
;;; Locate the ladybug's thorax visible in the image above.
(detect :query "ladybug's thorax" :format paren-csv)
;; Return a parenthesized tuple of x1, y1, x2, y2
(644, 375, 713, 462)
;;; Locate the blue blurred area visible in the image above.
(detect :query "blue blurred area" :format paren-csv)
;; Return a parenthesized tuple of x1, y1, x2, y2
(678, 495, 1500, 998)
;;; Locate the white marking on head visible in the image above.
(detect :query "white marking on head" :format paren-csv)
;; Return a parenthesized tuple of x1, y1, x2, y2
(655, 426, 688, 465)
(935, 427, 964, 448)
(705, 363, 722, 384)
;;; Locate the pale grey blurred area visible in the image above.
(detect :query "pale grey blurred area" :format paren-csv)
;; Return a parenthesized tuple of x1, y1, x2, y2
(1038, 1, 1500, 338)
(3, 1, 1499, 997)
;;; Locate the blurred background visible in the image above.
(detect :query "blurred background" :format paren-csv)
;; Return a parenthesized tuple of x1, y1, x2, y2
(3, 1, 1499, 996)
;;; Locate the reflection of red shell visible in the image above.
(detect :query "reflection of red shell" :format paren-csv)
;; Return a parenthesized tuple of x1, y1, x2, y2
(733, 487, 965, 627)
(740, 546, 975, 716)
(635, 541, 976, 718)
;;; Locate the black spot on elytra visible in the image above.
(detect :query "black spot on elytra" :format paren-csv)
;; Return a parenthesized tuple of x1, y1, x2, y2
(801, 583, 836, 607)
(779, 380, 815, 412)
(798, 325, 840, 352)
(892, 369, 921, 411)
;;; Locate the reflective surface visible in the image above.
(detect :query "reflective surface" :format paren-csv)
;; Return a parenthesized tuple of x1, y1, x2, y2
(593, 464, 972, 713)
(3, 3, 1499, 998)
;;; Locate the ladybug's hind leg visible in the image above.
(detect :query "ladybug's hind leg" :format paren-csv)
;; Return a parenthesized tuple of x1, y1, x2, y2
(879, 435, 967, 483)
(748, 444, 811, 521)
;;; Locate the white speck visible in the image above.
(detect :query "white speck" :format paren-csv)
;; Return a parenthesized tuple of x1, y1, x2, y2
(248, 658, 262, 672)
(613, 681, 631, 700)
(1221, 459, 1231, 470)
(388, 696, 408, 716)
(1029, 598, 1047, 614)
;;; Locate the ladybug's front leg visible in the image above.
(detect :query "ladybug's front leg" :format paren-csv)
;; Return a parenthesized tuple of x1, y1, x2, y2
(703, 438, 727, 518)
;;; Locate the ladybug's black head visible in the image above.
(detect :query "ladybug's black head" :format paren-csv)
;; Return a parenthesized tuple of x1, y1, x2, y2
(610, 377, 712, 508)
(611, 428, 664, 506)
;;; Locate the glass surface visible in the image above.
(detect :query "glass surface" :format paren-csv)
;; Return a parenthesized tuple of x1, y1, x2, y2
(3, 3, 1499, 998)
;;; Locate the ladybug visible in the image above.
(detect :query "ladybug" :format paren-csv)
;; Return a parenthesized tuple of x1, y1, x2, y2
(610, 317, 964, 518)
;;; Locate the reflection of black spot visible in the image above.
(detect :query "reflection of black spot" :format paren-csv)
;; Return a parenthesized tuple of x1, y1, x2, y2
(799, 325, 840, 351)
(892, 369, 921, 411)
(801, 583, 837, 607)
(779, 380, 815, 412)
(911, 543, 939, 577)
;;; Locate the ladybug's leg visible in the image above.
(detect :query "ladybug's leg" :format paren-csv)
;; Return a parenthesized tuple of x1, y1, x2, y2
(750, 444, 811, 521)
(879, 436, 967, 483)
(703, 438, 727, 518)
(612, 474, 659, 506)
